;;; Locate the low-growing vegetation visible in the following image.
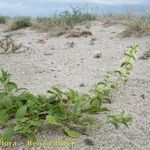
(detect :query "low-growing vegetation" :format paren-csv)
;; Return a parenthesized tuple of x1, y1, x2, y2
(2, 9, 150, 38)
(97, 13, 150, 37)
(0, 16, 7, 24)
(0, 44, 138, 142)
(8, 17, 32, 31)
(122, 16, 150, 37)
(32, 8, 96, 36)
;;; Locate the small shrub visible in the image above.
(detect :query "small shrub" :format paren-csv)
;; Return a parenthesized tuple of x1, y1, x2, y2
(0, 16, 6, 24)
(9, 17, 32, 30)
(0, 36, 22, 53)
(122, 16, 150, 37)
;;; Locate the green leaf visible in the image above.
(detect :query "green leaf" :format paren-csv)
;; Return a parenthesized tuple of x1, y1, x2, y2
(6, 82, 17, 92)
(107, 112, 133, 129)
(46, 115, 61, 126)
(26, 99, 38, 110)
(91, 99, 100, 108)
(0, 69, 10, 83)
(27, 119, 42, 127)
(47, 87, 64, 100)
(15, 105, 27, 119)
(80, 117, 95, 125)
(82, 107, 109, 114)
(0, 111, 8, 125)
(3, 128, 14, 141)
(25, 131, 36, 141)
(62, 127, 80, 138)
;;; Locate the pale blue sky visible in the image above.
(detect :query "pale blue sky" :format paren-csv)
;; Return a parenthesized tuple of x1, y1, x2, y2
(0, 0, 149, 7)
(0, 0, 149, 16)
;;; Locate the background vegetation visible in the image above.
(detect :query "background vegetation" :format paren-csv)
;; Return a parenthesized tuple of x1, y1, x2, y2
(1, 8, 150, 37)
(0, 16, 7, 24)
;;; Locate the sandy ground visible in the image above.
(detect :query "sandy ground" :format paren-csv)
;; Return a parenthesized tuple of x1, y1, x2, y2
(0, 21, 150, 150)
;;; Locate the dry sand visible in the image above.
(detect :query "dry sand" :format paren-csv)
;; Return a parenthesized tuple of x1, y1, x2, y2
(0, 21, 150, 150)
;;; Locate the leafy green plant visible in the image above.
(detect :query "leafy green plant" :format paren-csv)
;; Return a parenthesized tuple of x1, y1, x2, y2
(107, 111, 133, 128)
(0, 44, 138, 142)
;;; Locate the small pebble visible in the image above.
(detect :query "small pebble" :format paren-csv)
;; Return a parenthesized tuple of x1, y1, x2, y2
(37, 39, 46, 44)
(79, 83, 85, 87)
(94, 51, 102, 58)
(85, 139, 94, 146)
(141, 94, 145, 99)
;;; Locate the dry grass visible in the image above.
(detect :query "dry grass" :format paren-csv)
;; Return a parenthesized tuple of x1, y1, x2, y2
(139, 49, 150, 60)
(0, 36, 22, 54)
(97, 13, 150, 37)
(2, 9, 150, 38)
(121, 16, 150, 37)
(32, 8, 96, 36)
(66, 30, 92, 38)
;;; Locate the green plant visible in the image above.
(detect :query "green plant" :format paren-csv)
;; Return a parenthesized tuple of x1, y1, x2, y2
(33, 8, 96, 36)
(0, 16, 6, 24)
(0, 36, 22, 53)
(0, 44, 138, 142)
(9, 17, 32, 30)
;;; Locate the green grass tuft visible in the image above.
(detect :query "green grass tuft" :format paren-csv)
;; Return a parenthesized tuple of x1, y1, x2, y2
(9, 17, 32, 30)
(0, 16, 7, 24)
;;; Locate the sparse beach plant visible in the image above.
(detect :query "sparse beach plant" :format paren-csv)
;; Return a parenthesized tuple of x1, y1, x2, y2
(0, 44, 138, 141)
